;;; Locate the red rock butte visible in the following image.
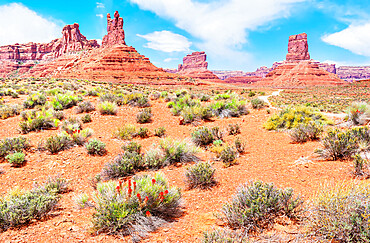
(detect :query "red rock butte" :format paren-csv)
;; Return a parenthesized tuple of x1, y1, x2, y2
(176, 51, 220, 82)
(0, 11, 188, 83)
(259, 33, 347, 87)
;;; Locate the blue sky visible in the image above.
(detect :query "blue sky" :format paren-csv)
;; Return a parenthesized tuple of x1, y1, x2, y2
(0, 0, 370, 71)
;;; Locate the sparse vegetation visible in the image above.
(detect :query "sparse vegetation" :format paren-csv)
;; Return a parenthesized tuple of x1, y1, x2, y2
(86, 139, 107, 156)
(185, 161, 216, 189)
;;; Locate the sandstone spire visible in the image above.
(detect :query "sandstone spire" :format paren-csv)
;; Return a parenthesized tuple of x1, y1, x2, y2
(102, 11, 126, 47)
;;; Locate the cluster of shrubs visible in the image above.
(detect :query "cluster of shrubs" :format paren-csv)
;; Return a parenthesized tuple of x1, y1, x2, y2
(101, 138, 201, 180)
(0, 177, 67, 231)
(19, 108, 62, 134)
(167, 91, 249, 124)
(0, 104, 22, 119)
(0, 136, 29, 167)
(115, 124, 163, 140)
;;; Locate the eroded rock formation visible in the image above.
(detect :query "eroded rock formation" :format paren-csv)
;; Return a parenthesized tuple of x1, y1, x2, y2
(286, 33, 310, 61)
(102, 11, 126, 47)
(176, 51, 220, 81)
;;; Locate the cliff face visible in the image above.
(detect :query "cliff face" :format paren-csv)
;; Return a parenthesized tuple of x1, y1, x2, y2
(286, 33, 310, 61)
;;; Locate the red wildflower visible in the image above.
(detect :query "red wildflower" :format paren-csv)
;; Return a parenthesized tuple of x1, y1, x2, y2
(78, 129, 81, 133)
(116, 185, 120, 194)
(119, 180, 123, 189)
(146, 211, 151, 217)
(128, 179, 131, 187)
(133, 181, 136, 191)
(152, 179, 156, 185)
(144, 196, 149, 203)
(137, 193, 142, 202)
(164, 190, 169, 195)
(128, 187, 132, 197)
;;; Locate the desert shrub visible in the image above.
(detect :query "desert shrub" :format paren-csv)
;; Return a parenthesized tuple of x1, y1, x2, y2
(19, 108, 60, 133)
(122, 141, 142, 154)
(36, 176, 69, 194)
(75, 101, 95, 113)
(228, 123, 241, 135)
(347, 101, 370, 125)
(220, 180, 303, 233)
(138, 127, 149, 138)
(91, 173, 181, 241)
(23, 92, 46, 108)
(309, 181, 370, 242)
(211, 126, 225, 141)
(209, 140, 225, 157)
(87, 89, 99, 96)
(61, 117, 82, 135)
(44, 132, 73, 154)
(5, 152, 25, 167)
(118, 92, 150, 107)
(290, 122, 323, 143)
(185, 161, 216, 189)
(353, 154, 368, 178)
(144, 148, 166, 170)
(209, 99, 249, 118)
(81, 113, 92, 123)
(98, 101, 117, 115)
(315, 127, 368, 160)
(115, 124, 137, 140)
(180, 105, 213, 124)
(51, 93, 80, 110)
(202, 228, 248, 243)
(219, 145, 238, 167)
(52, 110, 64, 120)
(264, 106, 330, 130)
(86, 139, 107, 156)
(154, 127, 166, 137)
(234, 137, 246, 154)
(74, 193, 92, 209)
(0, 177, 66, 231)
(99, 93, 117, 103)
(169, 94, 200, 116)
(191, 126, 216, 146)
(71, 128, 93, 145)
(251, 98, 266, 109)
(136, 108, 152, 124)
(101, 151, 143, 180)
(248, 90, 256, 97)
(0, 104, 22, 119)
(159, 138, 201, 165)
(0, 137, 29, 159)
(149, 91, 160, 100)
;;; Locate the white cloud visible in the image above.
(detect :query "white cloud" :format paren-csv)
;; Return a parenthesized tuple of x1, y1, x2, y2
(130, 0, 305, 68)
(322, 22, 370, 56)
(96, 14, 104, 18)
(96, 39, 102, 45)
(137, 30, 192, 52)
(164, 57, 178, 62)
(0, 3, 63, 46)
(96, 2, 105, 8)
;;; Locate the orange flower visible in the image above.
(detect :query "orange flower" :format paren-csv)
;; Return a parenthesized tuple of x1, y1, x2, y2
(152, 179, 156, 185)
(164, 190, 169, 195)
(133, 181, 136, 191)
(144, 196, 149, 203)
(137, 193, 142, 202)
(116, 185, 120, 194)
(146, 211, 151, 217)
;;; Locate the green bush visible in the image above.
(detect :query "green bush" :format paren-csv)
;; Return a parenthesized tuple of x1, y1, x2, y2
(0, 104, 22, 119)
(71, 128, 93, 146)
(251, 98, 266, 109)
(115, 124, 137, 140)
(138, 127, 149, 138)
(309, 181, 370, 242)
(23, 92, 46, 108)
(0, 137, 29, 159)
(316, 127, 365, 160)
(0, 177, 67, 231)
(220, 180, 303, 233)
(98, 101, 117, 115)
(154, 127, 166, 137)
(353, 154, 368, 178)
(75, 101, 95, 113)
(290, 122, 323, 143)
(61, 117, 82, 135)
(234, 137, 246, 154)
(86, 139, 107, 156)
(180, 105, 213, 124)
(209, 99, 249, 118)
(191, 126, 216, 146)
(228, 123, 241, 135)
(44, 132, 73, 154)
(136, 108, 152, 124)
(101, 151, 143, 180)
(347, 101, 370, 125)
(219, 145, 238, 167)
(202, 228, 248, 243)
(264, 106, 330, 130)
(81, 113, 92, 123)
(160, 138, 201, 165)
(122, 141, 141, 154)
(91, 173, 181, 241)
(19, 108, 60, 133)
(144, 148, 166, 170)
(51, 93, 80, 111)
(185, 161, 216, 189)
(5, 152, 25, 167)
